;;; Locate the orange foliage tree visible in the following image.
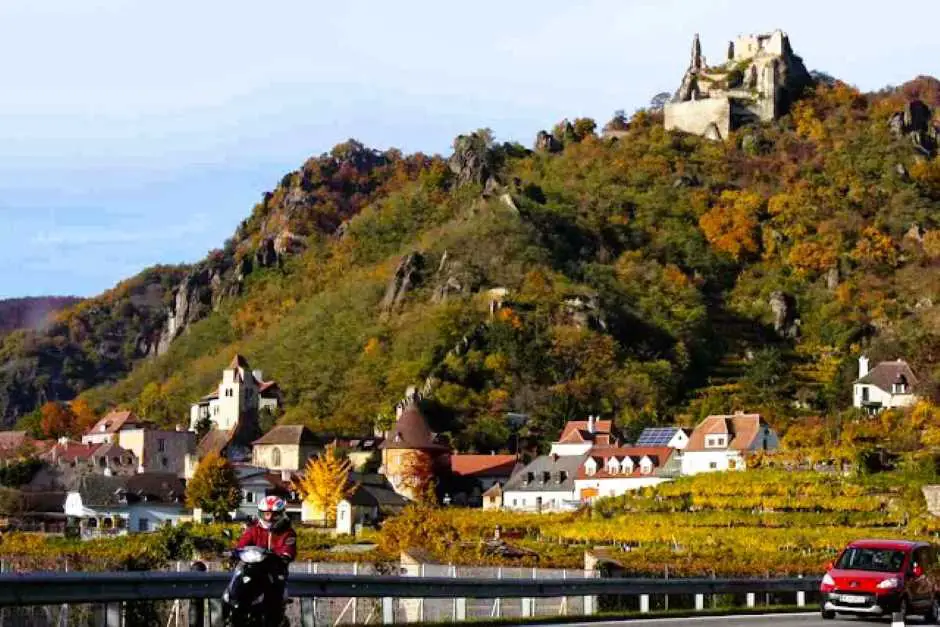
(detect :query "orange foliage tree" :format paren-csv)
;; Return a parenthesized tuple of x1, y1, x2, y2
(698, 190, 763, 261)
(39, 402, 76, 439)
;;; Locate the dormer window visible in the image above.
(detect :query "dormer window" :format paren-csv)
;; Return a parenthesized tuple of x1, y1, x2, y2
(558, 470, 567, 483)
(622, 459, 634, 474)
(524, 472, 534, 485)
(585, 462, 596, 476)
(541, 471, 551, 484)
(640, 460, 653, 475)
(706, 436, 726, 448)
(606, 459, 620, 474)
(893, 375, 909, 395)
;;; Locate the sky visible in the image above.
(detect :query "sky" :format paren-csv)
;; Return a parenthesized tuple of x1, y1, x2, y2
(1, 0, 939, 299)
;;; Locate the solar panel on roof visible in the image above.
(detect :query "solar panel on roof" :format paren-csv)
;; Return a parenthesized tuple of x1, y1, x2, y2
(635, 427, 677, 446)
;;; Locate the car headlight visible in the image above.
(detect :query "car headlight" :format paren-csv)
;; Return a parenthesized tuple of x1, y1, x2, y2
(876, 577, 900, 589)
(822, 573, 835, 586)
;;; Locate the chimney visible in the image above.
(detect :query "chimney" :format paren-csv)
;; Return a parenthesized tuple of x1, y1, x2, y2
(859, 355, 870, 379)
(281, 469, 292, 482)
(587, 415, 596, 434)
(252, 369, 263, 382)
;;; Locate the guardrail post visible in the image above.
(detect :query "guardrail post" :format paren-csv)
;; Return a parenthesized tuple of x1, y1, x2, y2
(106, 602, 122, 627)
(352, 562, 359, 625)
(746, 592, 756, 608)
(583, 569, 596, 616)
(189, 561, 207, 627)
(639, 594, 650, 613)
(695, 594, 704, 610)
(452, 565, 466, 621)
(382, 596, 394, 624)
(797, 574, 805, 607)
(207, 599, 224, 627)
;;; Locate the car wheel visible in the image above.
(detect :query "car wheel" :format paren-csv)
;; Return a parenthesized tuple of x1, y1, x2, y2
(926, 597, 940, 624)
(821, 609, 835, 620)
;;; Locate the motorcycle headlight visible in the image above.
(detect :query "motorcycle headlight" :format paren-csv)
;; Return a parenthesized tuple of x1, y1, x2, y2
(240, 547, 266, 564)
(876, 577, 900, 589)
(821, 573, 835, 587)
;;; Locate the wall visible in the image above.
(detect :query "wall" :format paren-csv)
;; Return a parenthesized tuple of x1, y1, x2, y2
(664, 98, 731, 139)
(548, 442, 593, 457)
(853, 383, 917, 410)
(81, 432, 116, 445)
(119, 428, 194, 476)
(64, 493, 185, 533)
(573, 476, 669, 501)
(680, 451, 745, 475)
(253, 443, 317, 471)
(501, 489, 577, 512)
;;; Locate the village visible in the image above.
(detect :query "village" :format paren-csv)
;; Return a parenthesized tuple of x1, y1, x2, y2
(0, 352, 920, 539)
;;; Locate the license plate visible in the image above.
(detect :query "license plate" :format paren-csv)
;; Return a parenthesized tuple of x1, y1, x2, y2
(838, 594, 867, 604)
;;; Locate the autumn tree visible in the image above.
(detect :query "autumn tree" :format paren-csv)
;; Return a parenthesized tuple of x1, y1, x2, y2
(398, 451, 437, 503)
(185, 452, 241, 521)
(699, 190, 763, 261)
(293, 444, 354, 525)
(69, 398, 99, 435)
(39, 401, 76, 439)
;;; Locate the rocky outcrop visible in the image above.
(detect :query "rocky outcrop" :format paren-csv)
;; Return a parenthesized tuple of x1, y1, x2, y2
(157, 269, 215, 355)
(888, 99, 940, 156)
(449, 134, 494, 188)
(534, 130, 562, 153)
(562, 294, 607, 331)
(769, 290, 799, 339)
(381, 252, 424, 313)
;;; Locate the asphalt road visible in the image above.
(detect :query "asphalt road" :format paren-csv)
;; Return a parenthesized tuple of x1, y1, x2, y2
(540, 611, 924, 626)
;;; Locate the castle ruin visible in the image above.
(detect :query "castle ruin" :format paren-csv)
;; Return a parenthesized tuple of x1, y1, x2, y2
(664, 30, 812, 140)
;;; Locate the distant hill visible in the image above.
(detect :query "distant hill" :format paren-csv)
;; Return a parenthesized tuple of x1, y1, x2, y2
(2, 72, 940, 450)
(0, 297, 83, 335)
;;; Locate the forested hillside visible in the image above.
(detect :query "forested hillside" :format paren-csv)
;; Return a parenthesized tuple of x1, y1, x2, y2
(0, 297, 82, 336)
(4, 75, 940, 451)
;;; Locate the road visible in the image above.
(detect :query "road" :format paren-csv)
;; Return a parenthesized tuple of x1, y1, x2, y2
(544, 611, 923, 626)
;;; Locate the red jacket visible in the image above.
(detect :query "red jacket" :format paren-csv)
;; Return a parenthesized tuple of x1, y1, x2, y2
(236, 520, 297, 561)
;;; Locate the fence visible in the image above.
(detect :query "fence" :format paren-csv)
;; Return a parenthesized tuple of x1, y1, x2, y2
(0, 566, 822, 627)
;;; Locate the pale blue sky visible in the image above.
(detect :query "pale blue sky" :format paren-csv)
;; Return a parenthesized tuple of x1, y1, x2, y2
(2, 0, 938, 298)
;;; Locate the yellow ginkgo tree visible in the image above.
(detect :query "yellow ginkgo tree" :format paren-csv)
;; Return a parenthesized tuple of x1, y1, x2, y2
(293, 443, 355, 525)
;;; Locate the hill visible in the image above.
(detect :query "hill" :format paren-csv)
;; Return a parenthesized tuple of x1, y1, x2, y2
(3, 73, 940, 450)
(0, 297, 83, 336)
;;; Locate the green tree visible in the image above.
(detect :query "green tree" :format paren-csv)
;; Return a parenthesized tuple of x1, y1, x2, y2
(185, 452, 241, 521)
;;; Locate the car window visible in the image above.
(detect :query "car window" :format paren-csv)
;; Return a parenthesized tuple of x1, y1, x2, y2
(836, 547, 907, 572)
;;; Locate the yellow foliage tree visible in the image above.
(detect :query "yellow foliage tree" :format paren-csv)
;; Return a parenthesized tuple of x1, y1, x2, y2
(698, 190, 763, 261)
(852, 227, 898, 269)
(293, 444, 355, 525)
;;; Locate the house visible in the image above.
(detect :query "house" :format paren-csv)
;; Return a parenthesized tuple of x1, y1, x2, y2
(41, 439, 139, 477)
(501, 453, 586, 512)
(549, 416, 619, 456)
(680, 412, 779, 475)
(251, 425, 321, 472)
(449, 454, 520, 506)
(264, 469, 303, 521)
(232, 465, 276, 521)
(634, 427, 690, 449)
(380, 402, 450, 500)
(330, 437, 384, 471)
(482, 483, 504, 510)
(117, 426, 195, 476)
(575, 446, 679, 502)
(334, 474, 408, 535)
(853, 356, 919, 413)
(0, 431, 53, 466)
(63, 472, 186, 537)
(82, 410, 143, 445)
(189, 354, 281, 432)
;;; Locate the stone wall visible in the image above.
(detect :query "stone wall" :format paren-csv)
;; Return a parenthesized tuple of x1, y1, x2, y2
(923, 485, 940, 516)
(664, 98, 731, 139)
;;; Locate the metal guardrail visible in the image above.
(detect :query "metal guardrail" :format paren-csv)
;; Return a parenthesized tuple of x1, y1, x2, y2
(0, 571, 821, 606)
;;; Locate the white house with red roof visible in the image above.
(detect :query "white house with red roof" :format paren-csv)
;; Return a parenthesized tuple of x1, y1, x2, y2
(189, 354, 281, 432)
(853, 356, 920, 414)
(549, 416, 619, 456)
(82, 410, 142, 445)
(680, 411, 778, 475)
(574, 446, 679, 502)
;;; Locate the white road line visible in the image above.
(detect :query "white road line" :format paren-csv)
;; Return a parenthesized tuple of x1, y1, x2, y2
(539, 612, 819, 626)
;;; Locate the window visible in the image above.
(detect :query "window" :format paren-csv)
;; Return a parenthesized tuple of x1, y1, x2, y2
(138, 518, 151, 532)
(640, 462, 652, 475)
(836, 547, 905, 572)
(157, 438, 166, 453)
(244, 490, 255, 504)
(862, 386, 870, 402)
(706, 437, 714, 447)
(271, 447, 282, 468)
(709, 461, 718, 469)
(512, 499, 518, 507)
(585, 463, 596, 476)
(161, 456, 169, 468)
(541, 471, 551, 484)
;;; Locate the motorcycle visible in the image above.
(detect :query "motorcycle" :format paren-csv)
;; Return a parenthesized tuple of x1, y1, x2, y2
(222, 546, 290, 626)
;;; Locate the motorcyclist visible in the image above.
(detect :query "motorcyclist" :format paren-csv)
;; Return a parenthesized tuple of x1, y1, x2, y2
(234, 496, 296, 617)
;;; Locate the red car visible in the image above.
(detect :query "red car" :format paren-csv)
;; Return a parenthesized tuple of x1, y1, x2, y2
(820, 539, 939, 621)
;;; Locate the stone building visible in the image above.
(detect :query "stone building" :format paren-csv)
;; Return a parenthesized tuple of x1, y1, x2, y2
(380, 402, 450, 500)
(189, 355, 281, 432)
(251, 425, 321, 472)
(664, 30, 811, 139)
(118, 426, 195, 476)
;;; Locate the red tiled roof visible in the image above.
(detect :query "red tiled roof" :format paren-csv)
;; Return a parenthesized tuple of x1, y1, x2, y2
(558, 419, 614, 444)
(86, 410, 139, 436)
(0, 431, 29, 449)
(42, 441, 102, 463)
(576, 446, 673, 479)
(450, 454, 518, 478)
(685, 413, 767, 452)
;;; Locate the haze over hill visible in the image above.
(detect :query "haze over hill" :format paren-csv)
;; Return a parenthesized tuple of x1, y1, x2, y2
(0, 297, 82, 337)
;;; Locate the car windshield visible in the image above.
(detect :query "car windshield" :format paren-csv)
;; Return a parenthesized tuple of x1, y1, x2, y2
(836, 547, 907, 573)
